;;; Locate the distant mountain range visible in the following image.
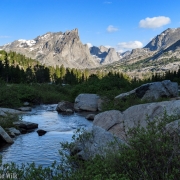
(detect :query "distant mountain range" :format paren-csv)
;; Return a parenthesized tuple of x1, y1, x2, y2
(1, 27, 180, 73)
(0, 29, 120, 69)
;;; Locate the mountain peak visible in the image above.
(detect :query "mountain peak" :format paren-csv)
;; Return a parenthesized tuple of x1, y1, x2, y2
(144, 27, 180, 51)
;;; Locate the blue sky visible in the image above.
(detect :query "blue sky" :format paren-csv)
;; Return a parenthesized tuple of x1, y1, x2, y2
(0, 0, 180, 52)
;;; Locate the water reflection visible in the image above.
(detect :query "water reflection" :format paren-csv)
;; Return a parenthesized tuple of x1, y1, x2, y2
(0, 104, 93, 167)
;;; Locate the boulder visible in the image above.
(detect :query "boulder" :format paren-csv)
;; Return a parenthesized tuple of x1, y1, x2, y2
(115, 80, 178, 101)
(97, 98, 104, 111)
(0, 126, 14, 144)
(6, 127, 21, 136)
(86, 114, 96, 121)
(0, 108, 24, 117)
(94, 100, 180, 141)
(74, 94, 100, 111)
(37, 129, 47, 136)
(56, 101, 74, 112)
(165, 119, 180, 135)
(17, 107, 32, 111)
(73, 100, 180, 160)
(13, 121, 38, 130)
(71, 126, 125, 160)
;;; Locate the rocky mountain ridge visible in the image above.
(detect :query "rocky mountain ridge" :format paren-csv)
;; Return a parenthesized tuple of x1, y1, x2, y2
(0, 29, 120, 69)
(90, 45, 121, 64)
(1, 27, 180, 75)
(96, 27, 180, 79)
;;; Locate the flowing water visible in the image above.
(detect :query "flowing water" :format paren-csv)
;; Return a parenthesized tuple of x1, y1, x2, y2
(0, 104, 93, 167)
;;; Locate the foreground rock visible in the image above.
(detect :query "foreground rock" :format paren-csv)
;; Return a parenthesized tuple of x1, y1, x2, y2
(6, 128, 21, 138)
(94, 100, 180, 141)
(37, 129, 47, 136)
(56, 101, 74, 112)
(115, 80, 178, 101)
(74, 94, 100, 111)
(165, 119, 180, 135)
(17, 107, 32, 111)
(0, 126, 14, 145)
(86, 114, 96, 121)
(13, 121, 38, 130)
(70, 126, 125, 160)
(0, 108, 24, 116)
(74, 99, 180, 159)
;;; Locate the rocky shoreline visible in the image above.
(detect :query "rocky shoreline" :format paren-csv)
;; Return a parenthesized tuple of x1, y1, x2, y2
(0, 106, 38, 147)
(1, 80, 180, 159)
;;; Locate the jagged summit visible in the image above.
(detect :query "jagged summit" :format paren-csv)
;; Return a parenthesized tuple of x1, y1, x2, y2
(0, 28, 99, 69)
(90, 45, 120, 64)
(144, 28, 180, 51)
(0, 28, 121, 69)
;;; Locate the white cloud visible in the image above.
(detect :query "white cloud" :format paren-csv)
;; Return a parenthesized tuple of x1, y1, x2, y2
(86, 43, 93, 48)
(139, 16, 171, 29)
(117, 41, 143, 52)
(107, 25, 119, 33)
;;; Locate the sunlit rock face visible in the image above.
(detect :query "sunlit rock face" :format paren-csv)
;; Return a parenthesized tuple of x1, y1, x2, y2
(0, 29, 99, 69)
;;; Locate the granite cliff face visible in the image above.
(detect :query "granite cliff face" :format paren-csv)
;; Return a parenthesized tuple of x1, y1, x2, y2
(145, 28, 180, 51)
(1, 27, 180, 72)
(0, 29, 122, 69)
(0, 29, 99, 69)
(90, 45, 120, 64)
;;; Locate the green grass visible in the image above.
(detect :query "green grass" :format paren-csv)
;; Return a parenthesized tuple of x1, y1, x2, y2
(0, 83, 72, 108)
(0, 114, 19, 129)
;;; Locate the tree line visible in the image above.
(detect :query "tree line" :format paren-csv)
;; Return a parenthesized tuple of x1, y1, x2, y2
(0, 50, 180, 85)
(0, 50, 91, 84)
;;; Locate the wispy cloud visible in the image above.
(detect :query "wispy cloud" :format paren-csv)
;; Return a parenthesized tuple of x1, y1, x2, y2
(86, 43, 93, 48)
(104, 1, 112, 4)
(0, 36, 10, 39)
(117, 41, 143, 52)
(107, 25, 118, 33)
(139, 16, 171, 29)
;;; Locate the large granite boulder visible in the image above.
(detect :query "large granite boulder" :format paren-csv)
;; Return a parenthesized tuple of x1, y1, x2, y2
(165, 119, 180, 135)
(13, 121, 38, 130)
(0, 126, 14, 145)
(72, 99, 180, 160)
(74, 94, 100, 111)
(0, 108, 24, 116)
(70, 126, 126, 160)
(56, 101, 74, 112)
(115, 80, 178, 101)
(94, 100, 180, 141)
(17, 107, 32, 111)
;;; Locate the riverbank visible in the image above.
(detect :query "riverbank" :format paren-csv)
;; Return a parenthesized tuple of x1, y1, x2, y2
(0, 104, 93, 167)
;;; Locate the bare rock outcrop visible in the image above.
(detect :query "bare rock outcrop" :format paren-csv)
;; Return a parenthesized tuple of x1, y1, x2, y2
(1, 29, 99, 69)
(0, 108, 25, 116)
(74, 94, 100, 112)
(0, 126, 14, 145)
(56, 101, 74, 112)
(73, 99, 180, 159)
(70, 125, 125, 160)
(115, 80, 178, 101)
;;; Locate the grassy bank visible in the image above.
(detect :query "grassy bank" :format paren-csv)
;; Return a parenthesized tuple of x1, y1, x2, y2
(0, 83, 73, 108)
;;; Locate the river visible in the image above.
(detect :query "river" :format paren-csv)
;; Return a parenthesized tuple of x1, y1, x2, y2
(0, 104, 93, 167)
